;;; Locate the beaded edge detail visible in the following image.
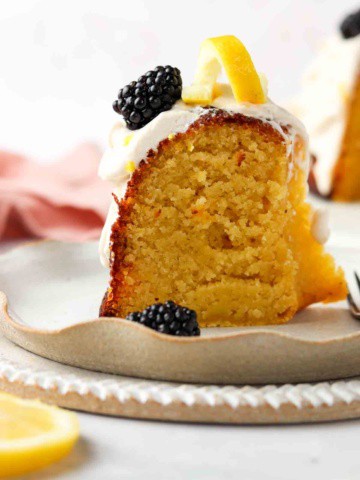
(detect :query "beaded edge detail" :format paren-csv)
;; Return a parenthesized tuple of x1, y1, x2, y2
(1, 359, 360, 410)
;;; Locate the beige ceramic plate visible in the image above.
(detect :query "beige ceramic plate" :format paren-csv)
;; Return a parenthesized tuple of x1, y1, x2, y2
(0, 241, 360, 385)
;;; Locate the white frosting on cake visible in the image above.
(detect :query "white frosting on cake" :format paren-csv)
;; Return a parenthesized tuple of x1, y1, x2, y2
(311, 208, 330, 244)
(99, 87, 310, 267)
(98, 105, 205, 184)
(99, 88, 308, 184)
(99, 184, 127, 267)
(289, 35, 360, 196)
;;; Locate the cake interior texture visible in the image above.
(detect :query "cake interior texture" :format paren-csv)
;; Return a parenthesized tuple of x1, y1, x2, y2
(332, 74, 360, 201)
(100, 113, 347, 326)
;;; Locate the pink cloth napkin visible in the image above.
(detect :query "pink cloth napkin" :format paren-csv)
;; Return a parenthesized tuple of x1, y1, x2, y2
(0, 143, 111, 241)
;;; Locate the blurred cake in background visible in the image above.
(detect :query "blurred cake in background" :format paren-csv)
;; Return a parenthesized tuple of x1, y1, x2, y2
(290, 9, 360, 202)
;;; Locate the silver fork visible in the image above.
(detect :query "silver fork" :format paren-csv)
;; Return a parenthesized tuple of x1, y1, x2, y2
(347, 272, 360, 320)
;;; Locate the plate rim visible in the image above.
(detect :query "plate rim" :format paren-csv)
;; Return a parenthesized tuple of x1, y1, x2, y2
(0, 239, 359, 345)
(1, 291, 359, 346)
(1, 337, 360, 424)
(1, 240, 360, 386)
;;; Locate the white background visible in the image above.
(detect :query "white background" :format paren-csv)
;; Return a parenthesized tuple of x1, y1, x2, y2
(1, 0, 359, 161)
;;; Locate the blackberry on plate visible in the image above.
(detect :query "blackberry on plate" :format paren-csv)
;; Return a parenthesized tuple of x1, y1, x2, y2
(126, 301, 200, 337)
(340, 9, 360, 39)
(113, 66, 183, 130)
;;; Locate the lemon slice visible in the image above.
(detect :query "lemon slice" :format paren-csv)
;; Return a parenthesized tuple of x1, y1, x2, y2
(182, 35, 266, 105)
(0, 392, 79, 477)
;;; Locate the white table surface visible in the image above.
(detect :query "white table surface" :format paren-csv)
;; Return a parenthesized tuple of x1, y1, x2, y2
(1, 229, 360, 480)
(17, 413, 360, 480)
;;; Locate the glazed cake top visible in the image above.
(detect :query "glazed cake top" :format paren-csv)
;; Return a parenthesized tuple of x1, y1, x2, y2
(99, 85, 308, 185)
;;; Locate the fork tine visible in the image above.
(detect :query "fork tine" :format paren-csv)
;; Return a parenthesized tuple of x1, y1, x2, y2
(354, 271, 360, 292)
(348, 292, 357, 310)
(347, 291, 360, 319)
(346, 272, 360, 319)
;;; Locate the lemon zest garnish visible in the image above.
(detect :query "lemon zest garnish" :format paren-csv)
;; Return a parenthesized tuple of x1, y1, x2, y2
(125, 160, 136, 174)
(258, 73, 269, 97)
(212, 82, 225, 99)
(123, 134, 134, 146)
(181, 84, 214, 105)
(182, 35, 266, 105)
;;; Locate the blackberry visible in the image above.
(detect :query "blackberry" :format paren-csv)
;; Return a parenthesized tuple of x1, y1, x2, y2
(113, 66, 183, 130)
(126, 301, 200, 337)
(340, 9, 360, 39)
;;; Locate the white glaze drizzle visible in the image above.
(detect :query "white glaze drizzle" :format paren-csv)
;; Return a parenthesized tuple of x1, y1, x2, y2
(99, 184, 127, 267)
(311, 208, 330, 244)
(99, 84, 308, 185)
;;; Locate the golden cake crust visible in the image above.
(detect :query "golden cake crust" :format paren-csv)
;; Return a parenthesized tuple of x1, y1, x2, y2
(100, 110, 286, 318)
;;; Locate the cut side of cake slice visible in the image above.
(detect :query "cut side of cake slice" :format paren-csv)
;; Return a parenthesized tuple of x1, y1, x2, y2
(99, 109, 346, 326)
(99, 36, 347, 327)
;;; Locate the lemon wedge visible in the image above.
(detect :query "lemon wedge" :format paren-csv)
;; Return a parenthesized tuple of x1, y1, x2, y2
(182, 35, 266, 105)
(0, 392, 79, 478)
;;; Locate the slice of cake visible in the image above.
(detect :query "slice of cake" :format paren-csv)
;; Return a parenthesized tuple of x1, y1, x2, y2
(290, 9, 360, 201)
(99, 35, 347, 327)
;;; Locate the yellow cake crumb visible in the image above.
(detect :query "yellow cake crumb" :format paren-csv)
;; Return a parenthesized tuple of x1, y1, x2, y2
(102, 117, 347, 326)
